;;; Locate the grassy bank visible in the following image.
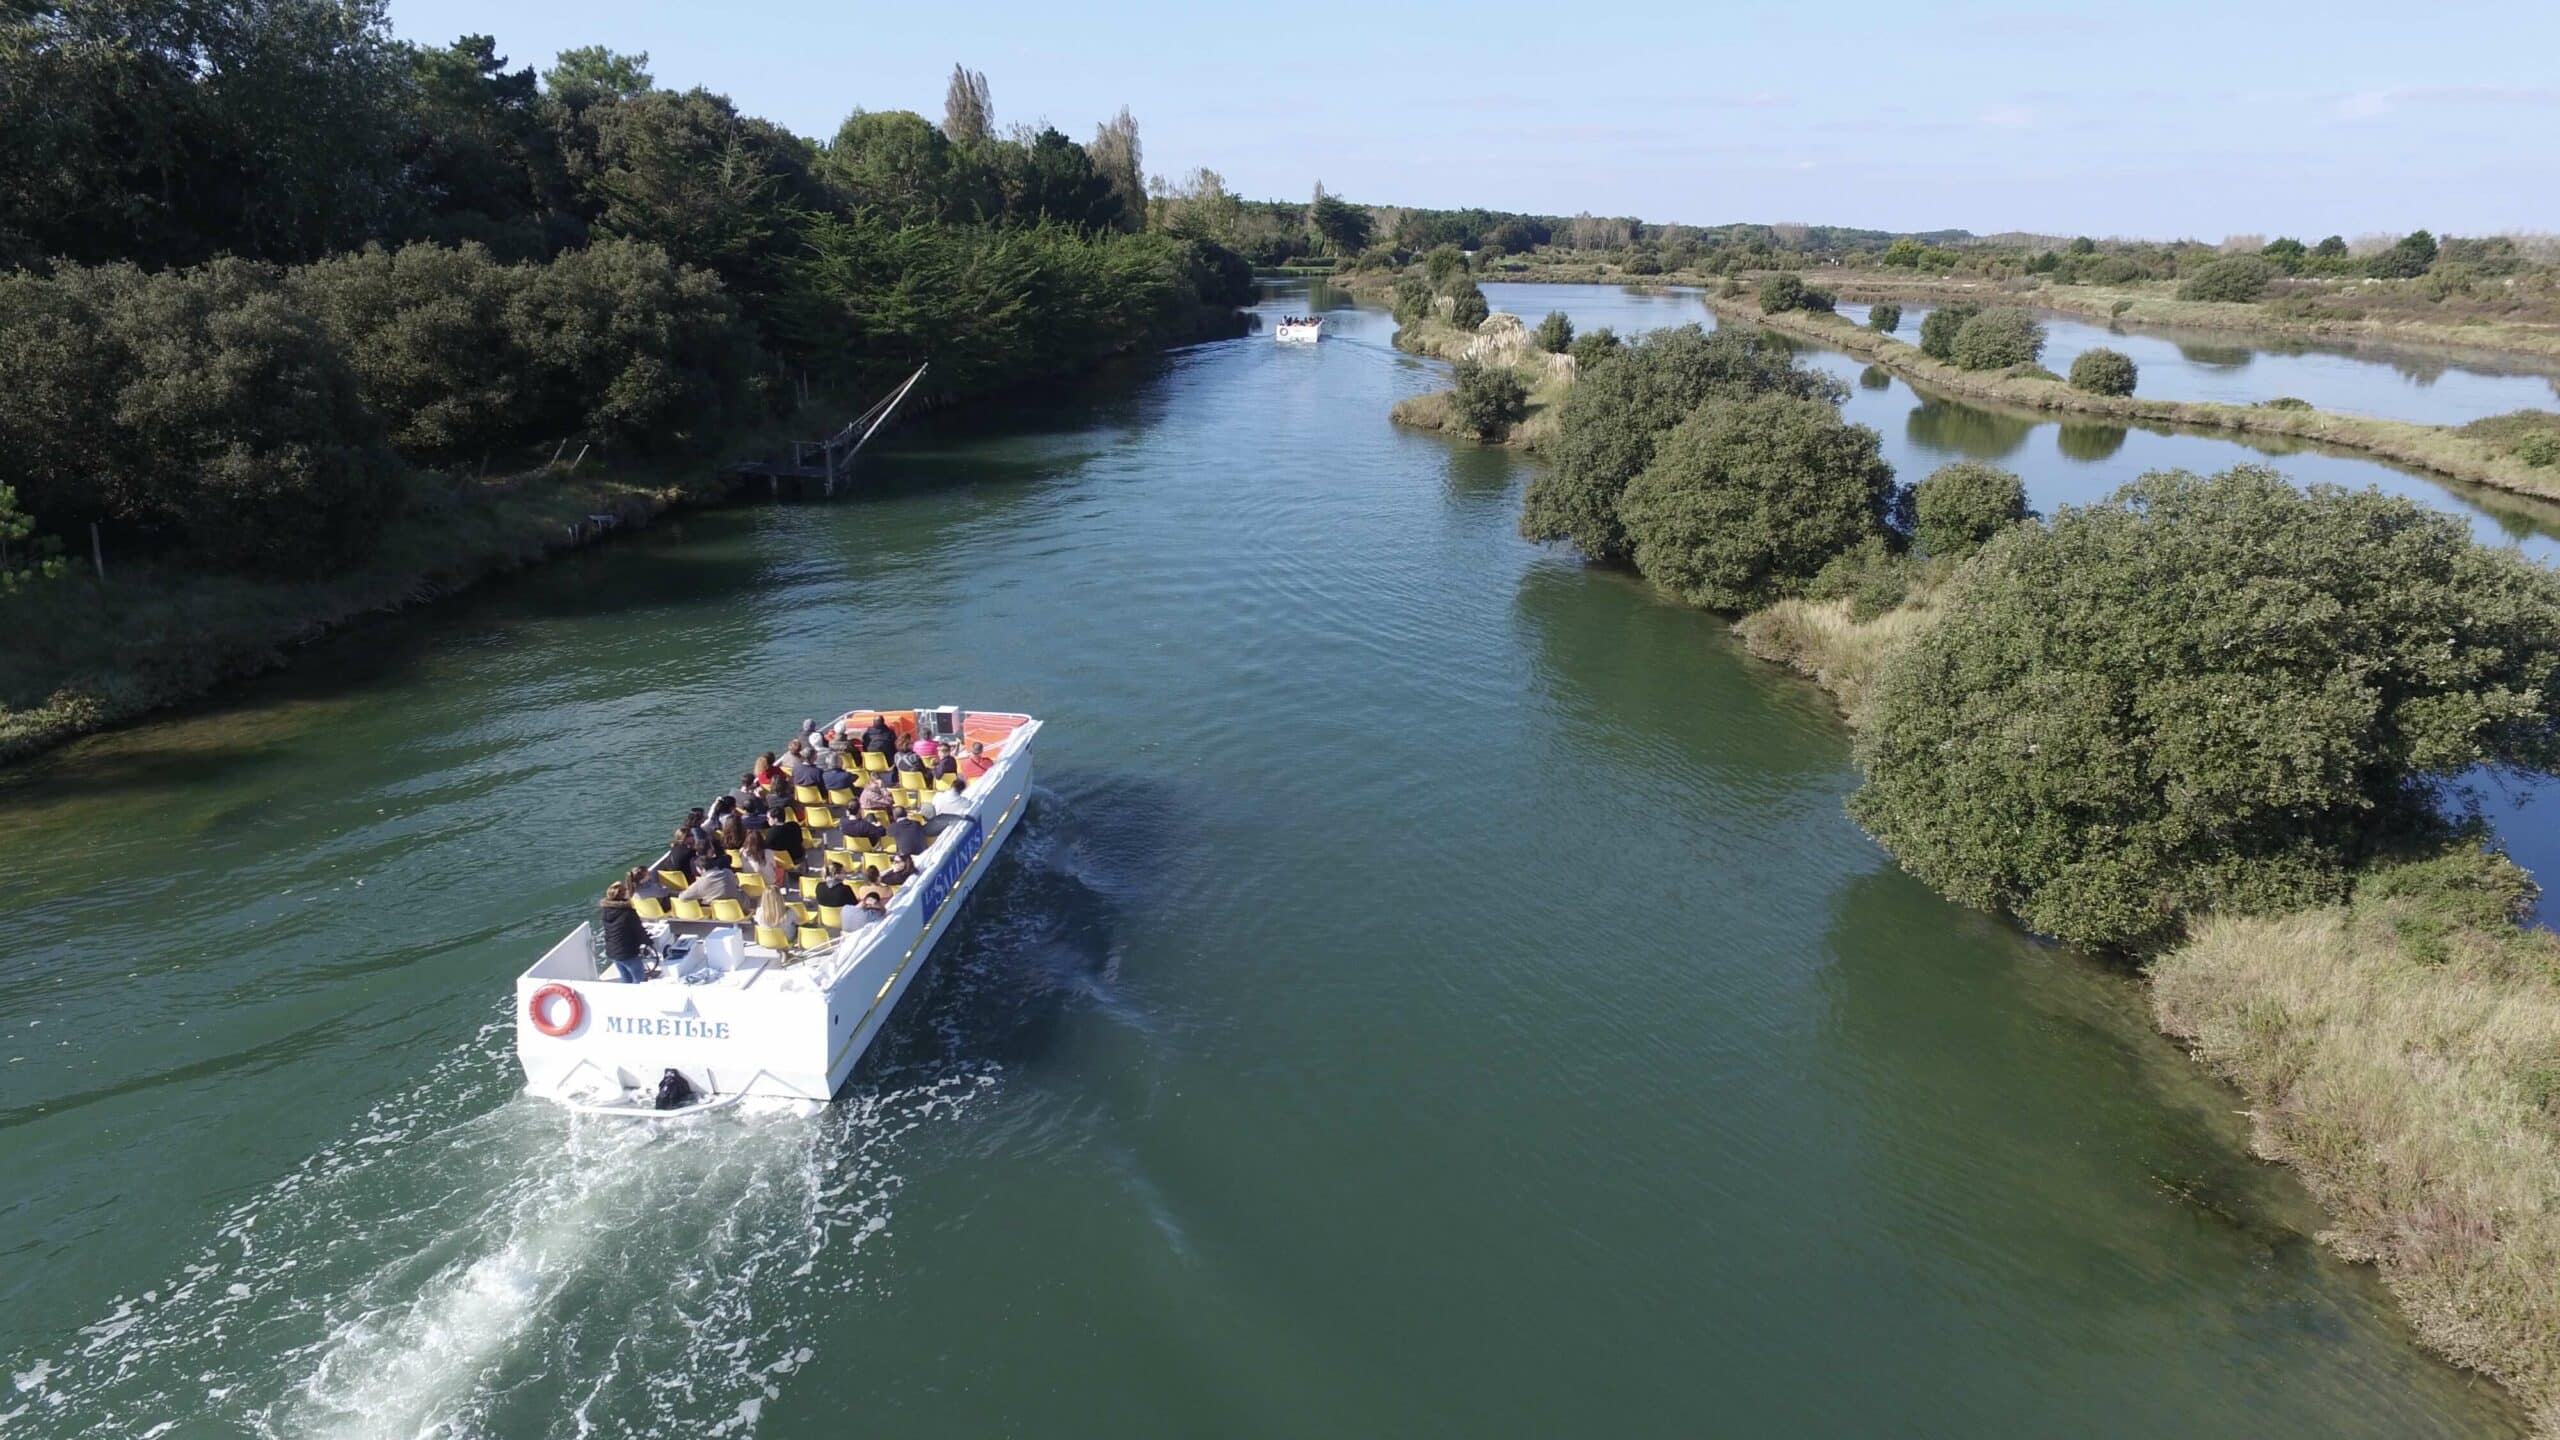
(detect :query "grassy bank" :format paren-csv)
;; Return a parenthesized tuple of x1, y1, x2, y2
(1701, 293, 2560, 503)
(1385, 313, 1573, 451)
(2154, 866, 2560, 1435)
(1728, 575, 2560, 1435)
(0, 465, 706, 766)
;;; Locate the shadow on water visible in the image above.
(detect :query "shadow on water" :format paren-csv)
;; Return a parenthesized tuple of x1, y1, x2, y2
(1439, 440, 1520, 504)
(2174, 339, 2255, 370)
(1858, 365, 1893, 390)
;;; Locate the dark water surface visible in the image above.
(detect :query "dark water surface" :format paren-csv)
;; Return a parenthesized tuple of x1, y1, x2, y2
(0, 283, 2534, 1437)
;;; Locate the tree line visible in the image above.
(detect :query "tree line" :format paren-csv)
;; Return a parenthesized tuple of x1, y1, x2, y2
(0, 4, 1252, 578)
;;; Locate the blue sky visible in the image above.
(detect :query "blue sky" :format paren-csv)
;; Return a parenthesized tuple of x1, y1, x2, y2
(389, 0, 2557, 240)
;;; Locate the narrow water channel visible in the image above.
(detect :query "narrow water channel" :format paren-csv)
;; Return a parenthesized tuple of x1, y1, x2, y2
(0, 282, 2532, 1437)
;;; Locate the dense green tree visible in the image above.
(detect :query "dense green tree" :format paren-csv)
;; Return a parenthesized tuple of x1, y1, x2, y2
(509, 237, 758, 447)
(2067, 235, 2097, 255)
(2068, 347, 2138, 396)
(1866, 302, 1902, 332)
(1535, 310, 1574, 353)
(0, 259, 404, 572)
(0, 0, 419, 266)
(1566, 326, 1621, 370)
(1522, 325, 1841, 564)
(1917, 302, 1979, 361)
(1850, 466, 2560, 949)
(1757, 273, 1810, 312)
(2178, 256, 2274, 302)
(1307, 188, 1372, 256)
(1450, 361, 1529, 441)
(2368, 229, 2440, 279)
(1949, 308, 2045, 370)
(399, 36, 565, 257)
(1617, 392, 1897, 611)
(291, 242, 538, 459)
(821, 110, 964, 221)
(2313, 235, 2348, 258)
(1391, 275, 1434, 326)
(543, 45, 652, 106)
(1423, 244, 1468, 286)
(1447, 278, 1489, 330)
(1881, 238, 1924, 268)
(2260, 236, 2307, 273)
(1912, 461, 2027, 557)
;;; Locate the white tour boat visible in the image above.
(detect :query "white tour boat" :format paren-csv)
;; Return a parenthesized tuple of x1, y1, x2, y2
(514, 706, 1040, 1115)
(1275, 316, 1324, 344)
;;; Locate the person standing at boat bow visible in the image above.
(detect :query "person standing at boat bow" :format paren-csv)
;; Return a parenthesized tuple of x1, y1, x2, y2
(597, 882, 652, 982)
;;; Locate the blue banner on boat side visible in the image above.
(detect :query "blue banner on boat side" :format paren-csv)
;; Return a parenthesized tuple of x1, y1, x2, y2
(917, 816, 985, 917)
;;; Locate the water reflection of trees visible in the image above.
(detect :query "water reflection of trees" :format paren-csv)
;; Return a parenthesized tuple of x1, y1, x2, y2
(1905, 396, 2034, 460)
(2055, 421, 2128, 462)
(1859, 365, 1893, 390)
(2174, 340, 2253, 369)
(1510, 562, 1838, 781)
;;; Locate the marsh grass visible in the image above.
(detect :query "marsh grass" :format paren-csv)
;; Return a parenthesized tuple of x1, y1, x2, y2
(1731, 588, 1941, 726)
(2154, 857, 2560, 1434)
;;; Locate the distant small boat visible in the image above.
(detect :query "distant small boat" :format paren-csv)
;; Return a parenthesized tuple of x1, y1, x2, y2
(1275, 317, 1324, 344)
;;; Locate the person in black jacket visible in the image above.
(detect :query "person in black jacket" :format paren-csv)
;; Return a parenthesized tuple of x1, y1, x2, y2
(887, 811, 931, 857)
(598, 882, 652, 982)
(862, 716, 898, 758)
(764, 812, 807, 869)
(814, 863, 860, 910)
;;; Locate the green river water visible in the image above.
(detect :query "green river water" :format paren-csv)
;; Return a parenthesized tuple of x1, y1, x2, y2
(3, 281, 2551, 1437)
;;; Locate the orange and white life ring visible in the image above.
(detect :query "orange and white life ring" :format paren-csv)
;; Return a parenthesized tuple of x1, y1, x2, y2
(529, 983, 584, 1037)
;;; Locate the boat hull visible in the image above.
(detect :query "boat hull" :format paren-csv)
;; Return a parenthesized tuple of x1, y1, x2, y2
(515, 721, 1036, 1109)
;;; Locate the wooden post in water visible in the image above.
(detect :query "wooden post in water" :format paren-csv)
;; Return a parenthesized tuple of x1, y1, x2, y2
(89, 522, 105, 581)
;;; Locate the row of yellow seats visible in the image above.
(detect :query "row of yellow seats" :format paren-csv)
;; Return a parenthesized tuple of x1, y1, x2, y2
(635, 893, 855, 947)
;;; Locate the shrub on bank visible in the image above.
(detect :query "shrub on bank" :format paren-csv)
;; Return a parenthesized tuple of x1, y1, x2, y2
(1447, 279, 1490, 330)
(2178, 257, 2275, 303)
(1535, 310, 1574, 353)
(1867, 302, 1901, 332)
(1617, 391, 1897, 611)
(1805, 534, 1914, 621)
(2458, 409, 2560, 468)
(1757, 273, 1835, 314)
(1450, 360, 1529, 441)
(1392, 276, 1434, 326)
(1567, 327, 1621, 371)
(2068, 347, 2139, 396)
(1849, 465, 2560, 949)
(1949, 308, 2046, 371)
(1523, 325, 1843, 565)
(1911, 462, 2027, 558)
(1917, 302, 1979, 360)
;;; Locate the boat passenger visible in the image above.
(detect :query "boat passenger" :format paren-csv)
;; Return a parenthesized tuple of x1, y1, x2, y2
(847, 886, 891, 924)
(861, 715, 898, 758)
(858, 777, 896, 813)
(665, 828, 702, 879)
(764, 812, 807, 868)
(956, 742, 992, 780)
(754, 886, 793, 941)
(892, 738, 923, 774)
(629, 865, 674, 901)
(726, 776, 758, 810)
(926, 748, 959, 782)
(754, 751, 783, 787)
(836, 811, 887, 846)
(815, 863, 860, 910)
(739, 830, 779, 885)
(598, 882, 651, 983)
(716, 814, 748, 853)
(875, 852, 917, 887)
(888, 811, 932, 857)
(819, 753, 857, 793)
(680, 849, 743, 903)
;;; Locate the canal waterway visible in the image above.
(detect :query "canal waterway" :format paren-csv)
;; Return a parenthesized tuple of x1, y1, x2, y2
(0, 281, 2539, 1438)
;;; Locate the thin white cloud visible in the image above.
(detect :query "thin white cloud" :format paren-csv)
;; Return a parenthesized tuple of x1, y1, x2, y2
(2333, 84, 2560, 119)
(1978, 103, 2035, 130)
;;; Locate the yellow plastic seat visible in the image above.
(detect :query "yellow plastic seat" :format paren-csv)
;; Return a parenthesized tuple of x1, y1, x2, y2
(725, 849, 744, 869)
(755, 924, 792, 950)
(790, 784, 821, 804)
(710, 898, 748, 922)
(798, 874, 822, 898)
(658, 869, 690, 892)
(826, 788, 856, 807)
(796, 925, 832, 949)
(738, 869, 767, 896)
(934, 775, 957, 791)
(633, 895, 668, 920)
(804, 806, 837, 829)
(898, 770, 926, 793)
(859, 852, 895, 874)
(672, 897, 708, 921)
(862, 752, 891, 772)
(819, 904, 845, 928)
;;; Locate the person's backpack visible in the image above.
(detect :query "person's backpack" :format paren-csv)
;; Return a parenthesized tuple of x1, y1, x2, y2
(653, 1068, 696, 1111)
